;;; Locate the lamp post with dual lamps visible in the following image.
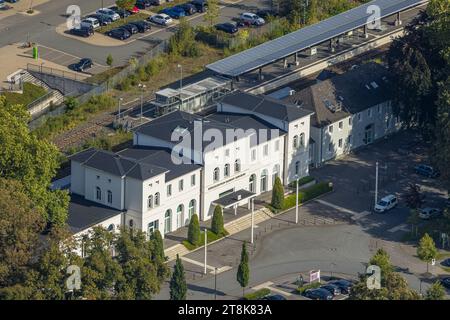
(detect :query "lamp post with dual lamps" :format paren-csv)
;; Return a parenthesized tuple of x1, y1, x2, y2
(138, 83, 146, 124)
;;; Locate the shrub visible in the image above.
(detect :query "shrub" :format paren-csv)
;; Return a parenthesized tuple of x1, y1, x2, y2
(296, 282, 321, 295)
(289, 176, 315, 188)
(187, 214, 200, 246)
(243, 288, 271, 300)
(271, 176, 284, 210)
(211, 205, 225, 236)
(106, 54, 113, 67)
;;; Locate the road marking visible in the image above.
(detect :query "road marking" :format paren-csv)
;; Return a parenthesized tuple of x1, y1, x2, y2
(351, 211, 372, 221)
(209, 265, 232, 275)
(181, 256, 216, 271)
(315, 199, 359, 215)
(388, 223, 409, 233)
(252, 281, 292, 297)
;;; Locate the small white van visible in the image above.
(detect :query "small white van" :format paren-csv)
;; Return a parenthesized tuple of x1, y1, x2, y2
(81, 17, 100, 30)
(374, 195, 398, 213)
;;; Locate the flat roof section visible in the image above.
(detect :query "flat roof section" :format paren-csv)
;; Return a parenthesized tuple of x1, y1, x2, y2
(206, 0, 424, 77)
(213, 189, 255, 208)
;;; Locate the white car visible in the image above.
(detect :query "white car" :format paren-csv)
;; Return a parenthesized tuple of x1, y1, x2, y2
(419, 207, 441, 220)
(96, 8, 120, 22)
(80, 17, 100, 30)
(149, 13, 173, 26)
(240, 12, 265, 26)
(374, 195, 398, 213)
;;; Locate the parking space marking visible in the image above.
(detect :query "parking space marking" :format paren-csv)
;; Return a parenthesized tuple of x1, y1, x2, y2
(210, 266, 232, 275)
(388, 223, 409, 233)
(252, 281, 292, 297)
(181, 256, 216, 271)
(351, 211, 372, 221)
(315, 199, 359, 215)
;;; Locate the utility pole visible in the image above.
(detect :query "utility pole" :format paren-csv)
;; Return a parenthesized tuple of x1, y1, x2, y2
(214, 267, 218, 300)
(204, 228, 207, 275)
(138, 83, 146, 124)
(295, 174, 299, 224)
(251, 198, 254, 244)
(177, 64, 183, 105)
(375, 161, 379, 208)
(117, 97, 123, 122)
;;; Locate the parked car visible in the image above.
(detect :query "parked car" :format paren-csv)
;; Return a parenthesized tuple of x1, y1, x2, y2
(304, 288, 333, 300)
(149, 0, 164, 5)
(96, 8, 120, 21)
(329, 279, 353, 294)
(320, 284, 341, 296)
(441, 277, 450, 289)
(261, 294, 286, 300)
(419, 207, 442, 220)
(127, 6, 140, 14)
(130, 20, 151, 33)
(159, 7, 185, 19)
(69, 26, 94, 37)
(109, 6, 131, 18)
(107, 27, 132, 40)
(256, 9, 278, 19)
(239, 12, 265, 26)
(215, 22, 238, 34)
(122, 23, 139, 34)
(149, 13, 173, 26)
(191, 0, 208, 12)
(80, 17, 100, 29)
(414, 164, 440, 178)
(178, 3, 197, 15)
(87, 14, 112, 26)
(0, 0, 6, 9)
(135, 0, 152, 9)
(441, 258, 450, 267)
(374, 194, 398, 213)
(71, 58, 93, 72)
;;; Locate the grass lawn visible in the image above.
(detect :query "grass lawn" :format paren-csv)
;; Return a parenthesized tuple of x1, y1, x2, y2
(98, 13, 151, 34)
(1, 82, 47, 107)
(182, 229, 229, 251)
(85, 66, 126, 84)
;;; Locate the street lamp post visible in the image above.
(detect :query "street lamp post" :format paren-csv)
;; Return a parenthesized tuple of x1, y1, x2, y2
(204, 228, 207, 275)
(138, 84, 146, 124)
(374, 161, 379, 208)
(117, 97, 123, 122)
(177, 64, 183, 105)
(295, 174, 299, 224)
(214, 267, 218, 300)
(251, 198, 254, 244)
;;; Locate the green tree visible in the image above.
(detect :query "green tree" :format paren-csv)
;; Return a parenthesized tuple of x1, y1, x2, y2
(116, 0, 135, 21)
(170, 254, 187, 300)
(150, 230, 165, 261)
(106, 54, 113, 67)
(0, 96, 69, 227)
(237, 241, 250, 296)
(425, 281, 446, 300)
(404, 183, 425, 210)
(211, 205, 225, 236)
(188, 214, 201, 246)
(417, 233, 438, 273)
(271, 176, 285, 210)
(204, 0, 219, 28)
(369, 248, 393, 284)
(168, 18, 199, 57)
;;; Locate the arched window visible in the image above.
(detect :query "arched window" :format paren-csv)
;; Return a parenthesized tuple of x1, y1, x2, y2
(148, 220, 159, 235)
(272, 164, 280, 186)
(260, 169, 268, 192)
(295, 161, 300, 175)
(293, 135, 298, 148)
(164, 210, 172, 234)
(148, 195, 153, 209)
(299, 133, 305, 147)
(96, 187, 102, 200)
(188, 199, 196, 221)
(107, 190, 112, 204)
(108, 224, 115, 232)
(249, 174, 256, 193)
(213, 167, 220, 182)
(154, 192, 160, 207)
(224, 164, 230, 177)
(176, 204, 184, 228)
(235, 159, 241, 172)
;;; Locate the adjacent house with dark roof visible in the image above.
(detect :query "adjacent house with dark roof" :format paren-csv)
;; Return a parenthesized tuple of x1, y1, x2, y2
(284, 62, 400, 166)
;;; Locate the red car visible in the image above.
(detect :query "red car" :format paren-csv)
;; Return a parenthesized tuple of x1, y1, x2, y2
(128, 6, 140, 14)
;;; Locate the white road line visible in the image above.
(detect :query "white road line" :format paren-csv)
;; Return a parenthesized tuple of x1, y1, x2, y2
(251, 281, 292, 297)
(315, 199, 359, 215)
(388, 223, 409, 233)
(209, 265, 232, 275)
(181, 256, 216, 271)
(252, 281, 274, 291)
(351, 211, 372, 221)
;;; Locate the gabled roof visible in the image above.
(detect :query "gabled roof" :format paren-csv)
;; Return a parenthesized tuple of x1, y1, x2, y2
(284, 63, 392, 127)
(220, 91, 313, 122)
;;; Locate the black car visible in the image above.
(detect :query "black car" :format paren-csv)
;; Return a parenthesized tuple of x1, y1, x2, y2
(87, 14, 112, 26)
(179, 3, 197, 15)
(109, 6, 131, 18)
(215, 22, 238, 34)
(191, 0, 207, 12)
(71, 58, 93, 72)
(441, 258, 450, 267)
(261, 294, 286, 300)
(320, 284, 341, 296)
(256, 9, 278, 19)
(122, 23, 139, 34)
(136, 0, 152, 9)
(414, 164, 440, 178)
(304, 288, 333, 300)
(69, 26, 94, 37)
(131, 20, 151, 33)
(441, 277, 450, 289)
(329, 279, 353, 294)
(107, 28, 132, 40)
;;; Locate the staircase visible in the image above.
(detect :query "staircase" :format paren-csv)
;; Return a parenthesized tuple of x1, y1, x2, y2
(224, 207, 275, 234)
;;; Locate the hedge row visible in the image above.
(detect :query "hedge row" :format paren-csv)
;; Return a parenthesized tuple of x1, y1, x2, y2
(296, 282, 321, 295)
(243, 288, 271, 300)
(288, 176, 315, 188)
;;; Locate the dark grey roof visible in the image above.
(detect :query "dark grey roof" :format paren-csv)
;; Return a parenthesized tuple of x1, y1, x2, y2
(213, 189, 255, 208)
(206, 0, 423, 76)
(68, 194, 122, 234)
(284, 62, 392, 127)
(219, 91, 313, 122)
(117, 146, 201, 182)
(70, 148, 168, 180)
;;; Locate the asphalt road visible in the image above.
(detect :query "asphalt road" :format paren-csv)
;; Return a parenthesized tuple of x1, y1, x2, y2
(0, 0, 269, 65)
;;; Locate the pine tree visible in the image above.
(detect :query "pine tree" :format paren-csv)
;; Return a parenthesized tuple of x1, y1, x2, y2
(188, 214, 200, 246)
(170, 255, 187, 300)
(271, 176, 285, 210)
(211, 205, 225, 236)
(150, 230, 165, 261)
(237, 241, 250, 296)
